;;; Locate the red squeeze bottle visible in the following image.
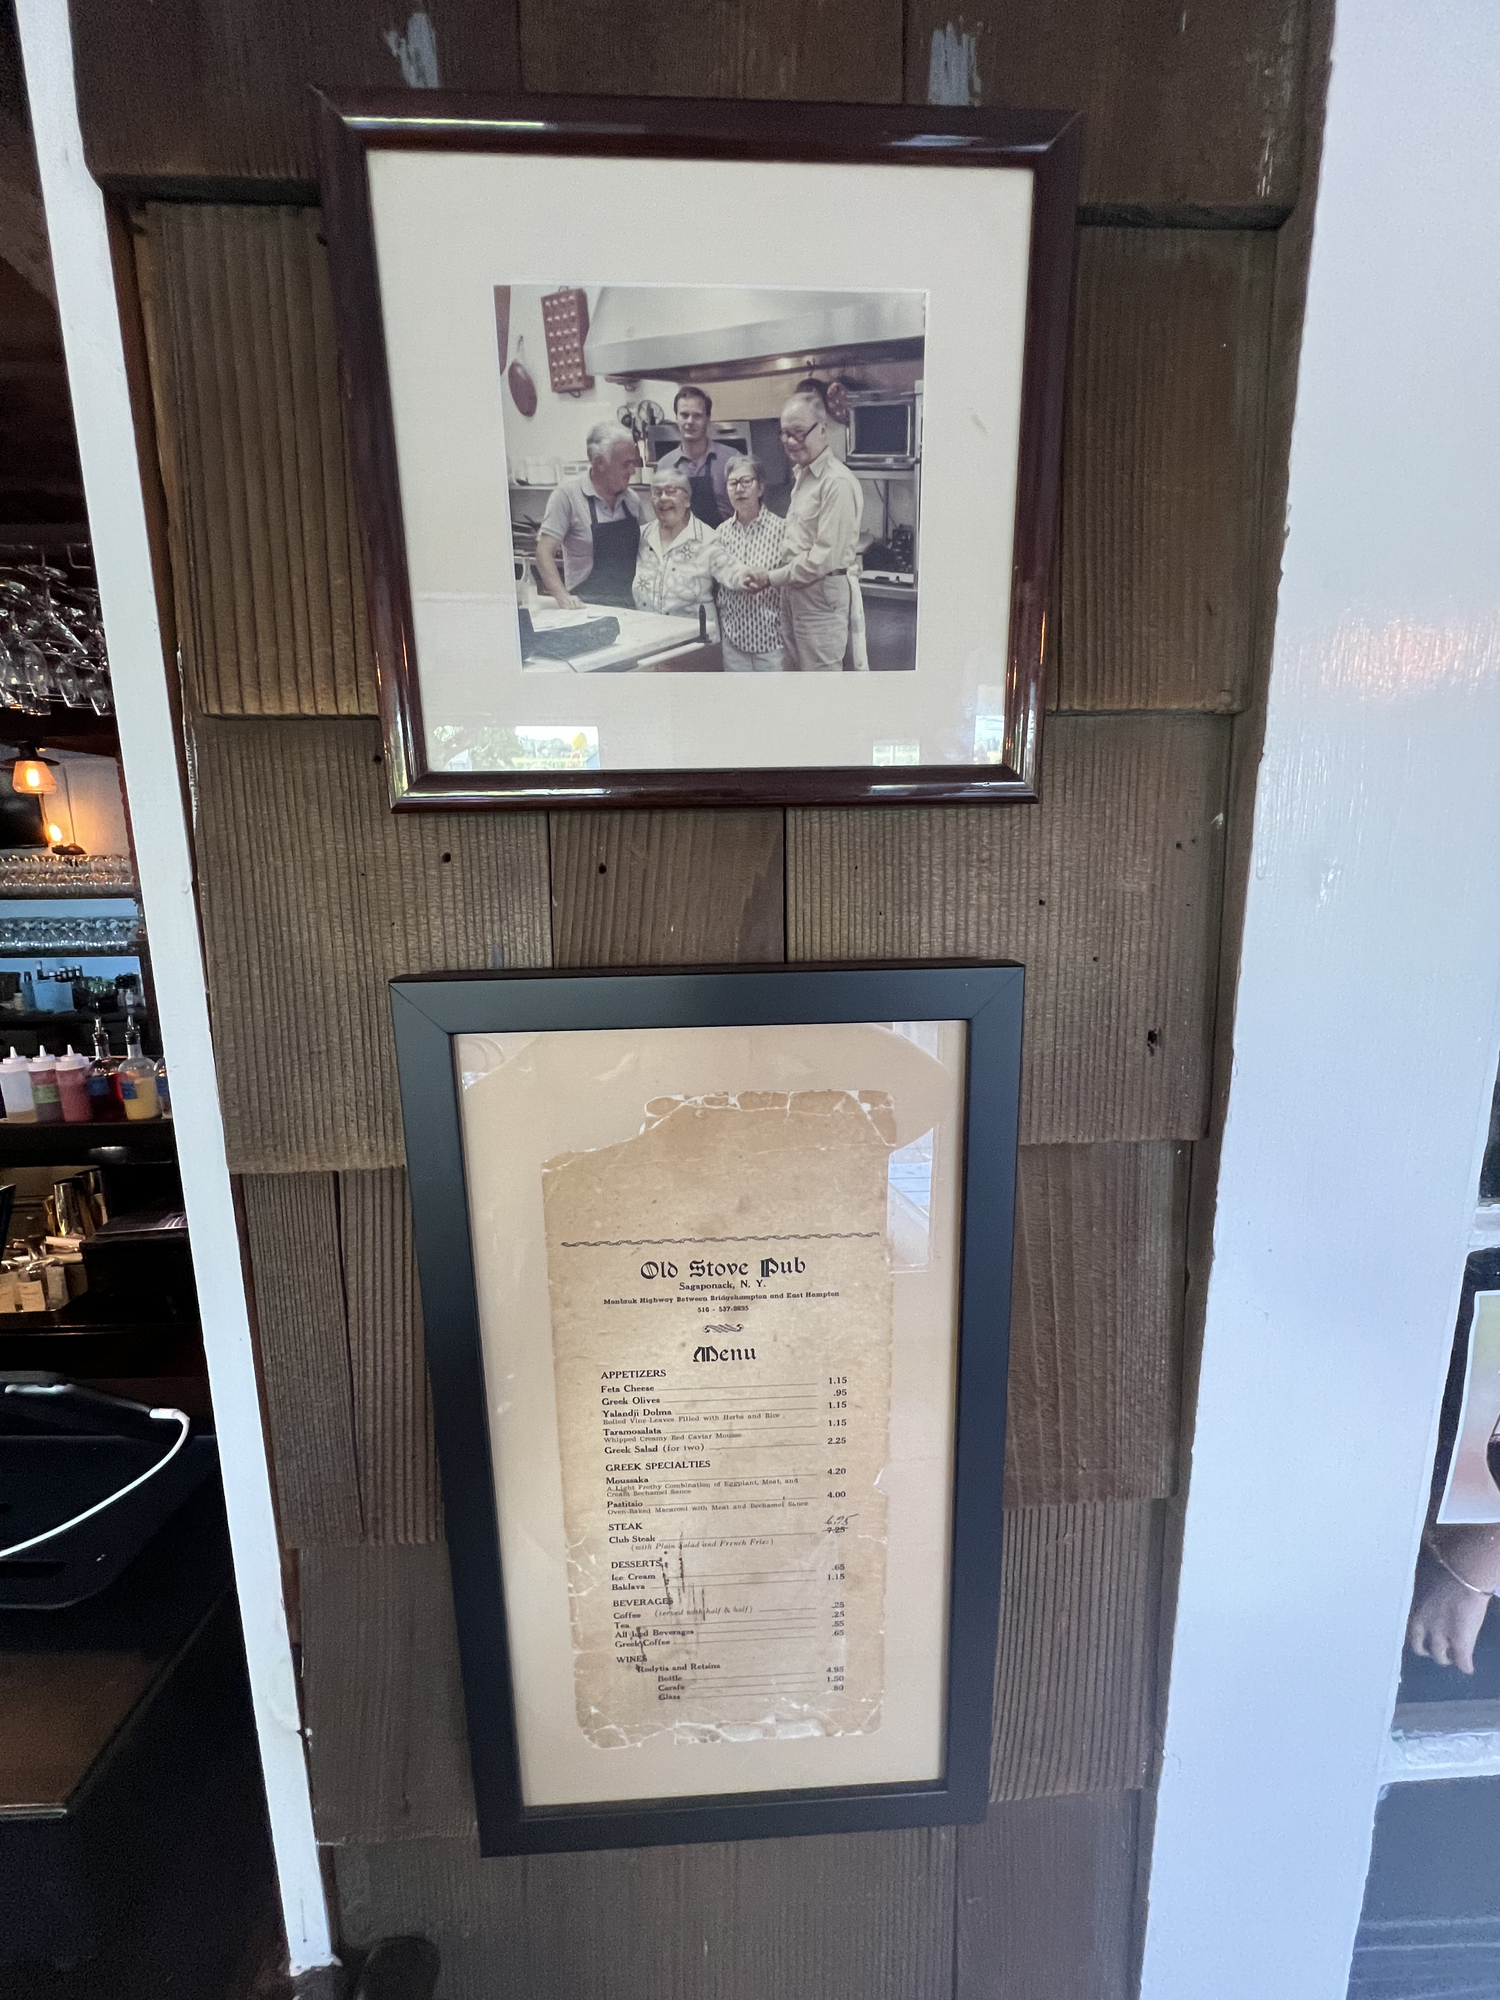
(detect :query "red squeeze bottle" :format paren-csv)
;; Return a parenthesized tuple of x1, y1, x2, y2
(56, 1046, 91, 1123)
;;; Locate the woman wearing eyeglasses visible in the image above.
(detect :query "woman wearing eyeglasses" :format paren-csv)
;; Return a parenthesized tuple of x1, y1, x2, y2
(740, 391, 865, 672)
(631, 465, 719, 635)
(708, 454, 788, 672)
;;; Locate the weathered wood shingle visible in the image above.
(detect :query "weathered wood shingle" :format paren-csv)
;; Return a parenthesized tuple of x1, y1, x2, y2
(956, 1792, 1140, 1999)
(789, 716, 1231, 1145)
(992, 1502, 1162, 1802)
(1006, 1143, 1187, 1507)
(1059, 230, 1276, 713)
(192, 717, 550, 1171)
(519, 0, 905, 101)
(137, 204, 375, 716)
(334, 1818, 956, 1999)
(905, 0, 1310, 217)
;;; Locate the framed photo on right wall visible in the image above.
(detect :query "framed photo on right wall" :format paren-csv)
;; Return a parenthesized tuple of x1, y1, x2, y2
(318, 94, 1082, 809)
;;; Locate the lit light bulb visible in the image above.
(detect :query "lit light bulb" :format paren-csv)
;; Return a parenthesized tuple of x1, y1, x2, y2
(11, 757, 56, 796)
(46, 823, 62, 845)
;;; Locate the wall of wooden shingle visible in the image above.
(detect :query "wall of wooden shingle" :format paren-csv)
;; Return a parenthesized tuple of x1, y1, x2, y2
(76, 0, 1331, 1989)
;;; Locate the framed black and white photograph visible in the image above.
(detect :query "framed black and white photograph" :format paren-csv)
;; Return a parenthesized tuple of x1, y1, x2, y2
(502, 283, 927, 685)
(390, 963, 1022, 1853)
(318, 94, 1080, 808)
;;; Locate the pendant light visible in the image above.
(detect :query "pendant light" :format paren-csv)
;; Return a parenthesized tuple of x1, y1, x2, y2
(8, 748, 57, 797)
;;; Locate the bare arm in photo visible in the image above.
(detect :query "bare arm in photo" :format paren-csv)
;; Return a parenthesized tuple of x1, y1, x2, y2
(1409, 1524, 1500, 1672)
(535, 532, 582, 610)
(708, 535, 748, 592)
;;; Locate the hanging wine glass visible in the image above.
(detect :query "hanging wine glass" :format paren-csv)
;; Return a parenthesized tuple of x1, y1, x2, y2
(51, 655, 85, 708)
(18, 639, 53, 710)
(0, 551, 114, 718)
(0, 630, 23, 710)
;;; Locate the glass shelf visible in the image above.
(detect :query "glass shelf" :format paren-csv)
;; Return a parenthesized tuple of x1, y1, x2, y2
(0, 915, 143, 954)
(0, 854, 137, 897)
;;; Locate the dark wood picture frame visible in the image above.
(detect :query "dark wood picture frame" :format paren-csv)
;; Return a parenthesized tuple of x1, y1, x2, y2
(391, 962, 1022, 1854)
(317, 93, 1081, 811)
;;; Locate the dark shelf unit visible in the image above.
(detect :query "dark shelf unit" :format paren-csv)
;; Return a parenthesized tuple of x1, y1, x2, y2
(0, 1119, 175, 1167)
(0, 1010, 149, 1029)
(0, 694, 122, 762)
(0, 879, 138, 900)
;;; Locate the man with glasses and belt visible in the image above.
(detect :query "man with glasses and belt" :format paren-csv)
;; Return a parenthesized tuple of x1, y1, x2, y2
(741, 390, 864, 672)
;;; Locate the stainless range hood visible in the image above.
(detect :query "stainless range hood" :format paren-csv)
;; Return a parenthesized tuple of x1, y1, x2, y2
(583, 286, 926, 384)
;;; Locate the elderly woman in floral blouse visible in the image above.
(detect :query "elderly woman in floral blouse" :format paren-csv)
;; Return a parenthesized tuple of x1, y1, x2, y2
(631, 464, 718, 636)
(708, 454, 788, 672)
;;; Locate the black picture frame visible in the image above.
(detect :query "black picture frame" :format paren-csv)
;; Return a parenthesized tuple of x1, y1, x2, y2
(318, 92, 1081, 811)
(391, 960, 1021, 1855)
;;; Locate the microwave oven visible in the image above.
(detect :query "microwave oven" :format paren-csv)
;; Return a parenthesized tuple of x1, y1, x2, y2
(845, 392, 921, 470)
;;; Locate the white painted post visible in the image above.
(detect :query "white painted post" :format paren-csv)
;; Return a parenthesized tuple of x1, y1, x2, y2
(1142, 3, 1500, 1995)
(14, 0, 336, 1972)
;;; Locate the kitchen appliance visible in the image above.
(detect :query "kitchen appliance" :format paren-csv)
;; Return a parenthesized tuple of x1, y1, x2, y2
(616, 398, 664, 447)
(507, 338, 538, 419)
(583, 286, 926, 381)
(860, 523, 917, 587)
(845, 390, 921, 471)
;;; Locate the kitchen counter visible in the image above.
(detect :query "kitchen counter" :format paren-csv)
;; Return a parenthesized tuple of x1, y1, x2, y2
(521, 604, 720, 674)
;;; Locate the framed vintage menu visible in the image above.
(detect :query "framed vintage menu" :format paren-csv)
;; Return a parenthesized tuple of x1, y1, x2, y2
(318, 93, 1080, 809)
(391, 963, 1022, 1853)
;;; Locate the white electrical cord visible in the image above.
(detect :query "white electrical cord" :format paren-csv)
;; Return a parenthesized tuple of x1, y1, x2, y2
(0, 1382, 191, 1559)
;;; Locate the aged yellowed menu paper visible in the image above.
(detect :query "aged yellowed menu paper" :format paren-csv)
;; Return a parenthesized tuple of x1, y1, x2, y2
(544, 1087, 894, 1748)
(456, 1022, 963, 1807)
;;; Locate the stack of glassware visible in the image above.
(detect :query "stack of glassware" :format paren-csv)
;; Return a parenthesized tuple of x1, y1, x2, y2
(0, 913, 144, 954)
(0, 551, 113, 717)
(0, 852, 136, 892)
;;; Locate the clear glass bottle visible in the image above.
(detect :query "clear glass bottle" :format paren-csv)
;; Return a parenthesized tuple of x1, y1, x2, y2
(115, 1012, 159, 1122)
(87, 1015, 125, 1124)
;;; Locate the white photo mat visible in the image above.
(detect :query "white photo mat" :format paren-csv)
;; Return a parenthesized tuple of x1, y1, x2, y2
(454, 1020, 965, 1807)
(365, 150, 1033, 773)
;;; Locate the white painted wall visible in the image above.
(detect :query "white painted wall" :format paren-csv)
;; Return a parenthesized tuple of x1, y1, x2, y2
(15, 0, 335, 1974)
(0, 745, 129, 852)
(53, 750, 128, 853)
(1142, 3, 1500, 1994)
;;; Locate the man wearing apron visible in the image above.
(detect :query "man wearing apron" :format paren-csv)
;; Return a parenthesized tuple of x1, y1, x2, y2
(654, 386, 733, 529)
(535, 421, 646, 609)
(577, 493, 641, 606)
